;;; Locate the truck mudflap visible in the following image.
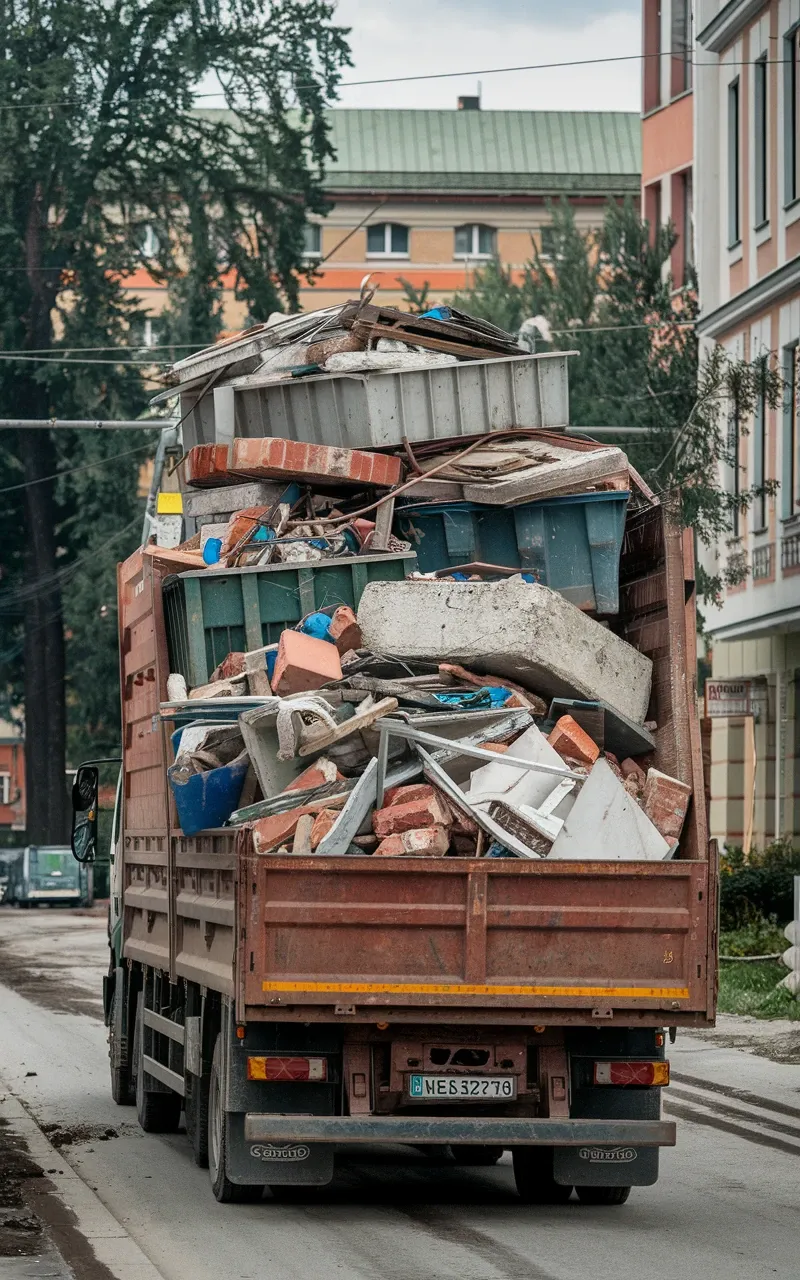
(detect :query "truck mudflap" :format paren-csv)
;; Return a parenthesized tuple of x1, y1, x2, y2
(242, 1116, 675, 1147)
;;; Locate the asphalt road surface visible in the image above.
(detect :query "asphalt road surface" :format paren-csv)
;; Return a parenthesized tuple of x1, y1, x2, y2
(0, 906, 798, 1280)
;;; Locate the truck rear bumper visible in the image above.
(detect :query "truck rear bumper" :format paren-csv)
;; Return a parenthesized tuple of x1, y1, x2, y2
(243, 1115, 676, 1147)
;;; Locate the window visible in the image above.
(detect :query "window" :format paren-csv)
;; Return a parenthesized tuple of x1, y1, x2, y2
(728, 79, 741, 246)
(729, 408, 741, 535)
(366, 223, 409, 257)
(137, 224, 160, 258)
(643, 0, 661, 113)
(783, 343, 799, 520)
(753, 364, 767, 530)
(785, 25, 800, 206)
(539, 225, 556, 258)
(671, 0, 692, 97)
(454, 224, 496, 259)
(682, 170, 694, 273)
(755, 56, 768, 227)
(131, 316, 163, 349)
(302, 223, 321, 259)
(0, 774, 9, 806)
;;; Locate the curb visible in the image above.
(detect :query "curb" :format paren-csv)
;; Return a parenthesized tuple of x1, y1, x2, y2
(0, 1088, 165, 1280)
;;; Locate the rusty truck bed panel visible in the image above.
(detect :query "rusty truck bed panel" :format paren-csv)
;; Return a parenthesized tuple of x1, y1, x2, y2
(239, 854, 710, 1023)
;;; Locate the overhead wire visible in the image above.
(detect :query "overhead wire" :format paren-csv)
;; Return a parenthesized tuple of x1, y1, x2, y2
(0, 441, 155, 496)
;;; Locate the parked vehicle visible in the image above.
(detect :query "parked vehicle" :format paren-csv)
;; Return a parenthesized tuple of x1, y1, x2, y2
(5, 846, 91, 907)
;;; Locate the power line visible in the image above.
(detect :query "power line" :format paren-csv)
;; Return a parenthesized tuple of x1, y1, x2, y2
(0, 442, 154, 496)
(0, 352, 168, 366)
(1, 51, 797, 112)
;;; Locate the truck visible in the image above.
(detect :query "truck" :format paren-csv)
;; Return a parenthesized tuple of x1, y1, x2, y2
(70, 351, 712, 1207)
(5, 845, 92, 908)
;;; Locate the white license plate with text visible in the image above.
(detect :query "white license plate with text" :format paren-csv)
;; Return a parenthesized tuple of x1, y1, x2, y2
(408, 1075, 516, 1099)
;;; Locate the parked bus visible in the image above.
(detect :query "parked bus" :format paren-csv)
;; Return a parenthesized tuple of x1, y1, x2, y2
(5, 846, 92, 908)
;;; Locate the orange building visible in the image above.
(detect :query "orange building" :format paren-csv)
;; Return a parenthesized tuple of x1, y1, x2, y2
(125, 101, 640, 334)
(0, 717, 25, 831)
(641, 0, 695, 282)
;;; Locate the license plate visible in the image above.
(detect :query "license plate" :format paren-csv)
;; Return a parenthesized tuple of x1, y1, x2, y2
(408, 1074, 516, 1100)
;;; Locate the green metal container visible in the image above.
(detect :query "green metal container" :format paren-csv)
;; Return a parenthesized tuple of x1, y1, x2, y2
(163, 552, 417, 687)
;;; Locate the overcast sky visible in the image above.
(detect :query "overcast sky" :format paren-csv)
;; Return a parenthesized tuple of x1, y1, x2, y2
(332, 0, 642, 112)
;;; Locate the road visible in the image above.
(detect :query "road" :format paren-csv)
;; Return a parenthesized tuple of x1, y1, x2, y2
(0, 907, 798, 1280)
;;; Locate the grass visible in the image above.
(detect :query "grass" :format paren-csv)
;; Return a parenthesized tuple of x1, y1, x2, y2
(717, 919, 800, 1020)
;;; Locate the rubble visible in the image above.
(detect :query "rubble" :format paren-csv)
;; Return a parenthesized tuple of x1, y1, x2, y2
(154, 299, 694, 868)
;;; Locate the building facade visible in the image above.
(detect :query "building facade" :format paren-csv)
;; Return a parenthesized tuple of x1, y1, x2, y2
(0, 718, 25, 832)
(693, 0, 800, 847)
(126, 103, 640, 335)
(642, 0, 695, 282)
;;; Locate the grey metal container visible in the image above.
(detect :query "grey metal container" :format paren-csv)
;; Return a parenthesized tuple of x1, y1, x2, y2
(181, 352, 570, 451)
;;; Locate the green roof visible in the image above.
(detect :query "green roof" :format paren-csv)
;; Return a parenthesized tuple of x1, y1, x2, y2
(323, 109, 641, 195)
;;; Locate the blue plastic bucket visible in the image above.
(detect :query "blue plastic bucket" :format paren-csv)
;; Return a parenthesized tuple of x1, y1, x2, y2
(168, 753, 249, 836)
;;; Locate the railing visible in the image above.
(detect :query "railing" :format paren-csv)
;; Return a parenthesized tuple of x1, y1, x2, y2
(752, 543, 773, 580)
(781, 532, 800, 572)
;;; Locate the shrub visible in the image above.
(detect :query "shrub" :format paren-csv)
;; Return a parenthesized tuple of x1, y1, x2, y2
(719, 839, 800, 930)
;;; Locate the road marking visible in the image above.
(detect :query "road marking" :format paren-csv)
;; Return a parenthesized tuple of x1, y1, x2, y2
(260, 980, 690, 998)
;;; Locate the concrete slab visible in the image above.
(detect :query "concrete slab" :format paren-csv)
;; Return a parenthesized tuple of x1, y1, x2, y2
(357, 578, 652, 724)
(548, 759, 670, 861)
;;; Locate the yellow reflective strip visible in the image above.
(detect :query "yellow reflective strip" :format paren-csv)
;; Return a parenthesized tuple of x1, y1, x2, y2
(260, 980, 689, 999)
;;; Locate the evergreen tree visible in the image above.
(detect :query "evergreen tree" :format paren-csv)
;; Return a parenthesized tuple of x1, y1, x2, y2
(0, 0, 351, 841)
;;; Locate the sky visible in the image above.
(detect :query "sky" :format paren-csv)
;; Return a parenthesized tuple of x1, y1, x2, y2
(331, 0, 642, 112)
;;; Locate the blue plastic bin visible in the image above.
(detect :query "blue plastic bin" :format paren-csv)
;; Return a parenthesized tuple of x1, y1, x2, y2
(394, 491, 629, 613)
(168, 753, 249, 836)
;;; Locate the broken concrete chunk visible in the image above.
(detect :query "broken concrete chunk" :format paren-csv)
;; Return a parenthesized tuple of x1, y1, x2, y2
(643, 768, 691, 842)
(548, 759, 671, 861)
(272, 630, 343, 696)
(548, 715, 600, 766)
(357, 579, 652, 725)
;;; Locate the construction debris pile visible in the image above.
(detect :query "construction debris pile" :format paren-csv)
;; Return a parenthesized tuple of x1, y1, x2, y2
(155, 303, 691, 862)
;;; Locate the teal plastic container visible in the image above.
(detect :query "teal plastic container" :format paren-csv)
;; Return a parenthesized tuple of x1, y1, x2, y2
(163, 551, 417, 687)
(394, 492, 628, 613)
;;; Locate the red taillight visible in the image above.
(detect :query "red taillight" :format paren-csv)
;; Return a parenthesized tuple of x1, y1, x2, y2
(247, 1056, 328, 1082)
(593, 1060, 670, 1087)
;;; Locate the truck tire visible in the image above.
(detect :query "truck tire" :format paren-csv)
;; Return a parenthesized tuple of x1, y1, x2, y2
(208, 1033, 263, 1203)
(185, 1070, 210, 1168)
(109, 985, 134, 1107)
(512, 1148, 572, 1204)
(575, 1185, 631, 1206)
(134, 995, 182, 1134)
(450, 1145, 504, 1166)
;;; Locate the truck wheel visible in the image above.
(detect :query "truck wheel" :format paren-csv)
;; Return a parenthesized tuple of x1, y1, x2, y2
(512, 1148, 572, 1204)
(575, 1185, 631, 1206)
(185, 1070, 210, 1168)
(109, 985, 134, 1106)
(134, 995, 181, 1134)
(208, 1033, 263, 1203)
(450, 1145, 504, 1166)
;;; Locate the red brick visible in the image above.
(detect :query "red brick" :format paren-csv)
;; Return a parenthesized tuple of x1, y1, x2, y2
(643, 769, 691, 841)
(230, 437, 403, 489)
(272, 630, 342, 696)
(603, 752, 624, 781)
(382, 783, 437, 808)
(373, 793, 451, 837)
(547, 715, 600, 765)
(251, 796, 346, 853)
(481, 742, 510, 755)
(184, 443, 233, 487)
(620, 758, 647, 787)
(221, 505, 271, 555)
(284, 759, 342, 792)
(374, 825, 451, 857)
(210, 651, 245, 681)
(310, 808, 340, 849)
(328, 605, 362, 657)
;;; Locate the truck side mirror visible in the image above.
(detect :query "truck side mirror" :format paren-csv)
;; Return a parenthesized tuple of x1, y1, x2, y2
(71, 764, 99, 864)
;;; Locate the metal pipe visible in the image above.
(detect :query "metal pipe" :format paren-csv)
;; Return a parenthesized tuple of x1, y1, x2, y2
(0, 419, 178, 430)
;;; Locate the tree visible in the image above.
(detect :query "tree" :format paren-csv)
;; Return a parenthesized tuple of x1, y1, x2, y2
(0, 0, 351, 841)
(451, 199, 783, 606)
